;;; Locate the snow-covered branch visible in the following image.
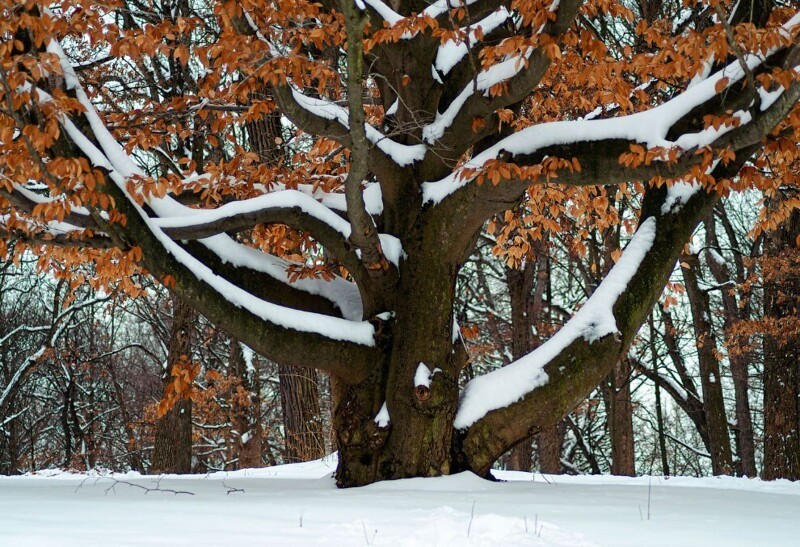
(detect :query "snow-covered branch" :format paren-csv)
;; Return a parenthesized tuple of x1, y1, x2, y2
(452, 157, 743, 474)
(14, 39, 385, 380)
(421, 0, 582, 159)
(455, 217, 657, 429)
(0, 295, 108, 415)
(276, 87, 426, 169)
(425, 38, 800, 206)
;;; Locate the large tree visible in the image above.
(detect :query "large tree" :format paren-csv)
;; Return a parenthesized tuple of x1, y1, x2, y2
(1, 0, 799, 486)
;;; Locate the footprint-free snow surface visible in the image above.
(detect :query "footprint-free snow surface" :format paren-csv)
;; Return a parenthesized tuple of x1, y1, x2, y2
(1, 455, 799, 546)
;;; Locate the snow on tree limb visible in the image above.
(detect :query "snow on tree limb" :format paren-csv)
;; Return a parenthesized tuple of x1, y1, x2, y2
(454, 217, 657, 429)
(14, 39, 384, 369)
(424, 33, 800, 205)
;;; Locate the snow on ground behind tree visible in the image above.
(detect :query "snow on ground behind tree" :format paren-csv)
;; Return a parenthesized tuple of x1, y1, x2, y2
(1, 455, 799, 546)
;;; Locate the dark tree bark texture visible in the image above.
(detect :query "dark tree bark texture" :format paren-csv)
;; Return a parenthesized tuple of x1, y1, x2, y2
(762, 204, 800, 481)
(682, 253, 734, 475)
(150, 298, 195, 474)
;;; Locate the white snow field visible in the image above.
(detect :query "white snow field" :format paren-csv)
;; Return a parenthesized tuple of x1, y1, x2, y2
(1, 455, 799, 546)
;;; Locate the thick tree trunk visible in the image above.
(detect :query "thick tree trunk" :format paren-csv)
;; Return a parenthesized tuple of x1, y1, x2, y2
(150, 298, 194, 474)
(682, 254, 734, 475)
(609, 358, 636, 476)
(279, 365, 324, 463)
(762, 206, 800, 481)
(333, 245, 464, 486)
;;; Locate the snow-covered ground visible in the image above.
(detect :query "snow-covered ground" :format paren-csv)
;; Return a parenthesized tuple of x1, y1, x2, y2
(1, 456, 798, 546)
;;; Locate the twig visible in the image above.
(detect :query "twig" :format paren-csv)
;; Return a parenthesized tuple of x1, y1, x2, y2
(222, 481, 245, 495)
(467, 500, 476, 537)
(361, 520, 377, 545)
(75, 476, 195, 496)
(713, 4, 755, 91)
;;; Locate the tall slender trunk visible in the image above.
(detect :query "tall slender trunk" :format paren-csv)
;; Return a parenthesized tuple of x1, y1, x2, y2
(649, 317, 670, 477)
(246, 102, 325, 465)
(61, 372, 74, 467)
(530, 244, 560, 473)
(705, 214, 756, 477)
(505, 263, 536, 471)
(150, 297, 194, 474)
(682, 254, 733, 475)
(229, 341, 263, 468)
(598, 217, 635, 476)
(762, 206, 800, 481)
(658, 309, 711, 450)
(608, 358, 636, 476)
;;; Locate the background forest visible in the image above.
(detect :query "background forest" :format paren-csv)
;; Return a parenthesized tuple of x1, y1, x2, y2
(2, 187, 798, 480)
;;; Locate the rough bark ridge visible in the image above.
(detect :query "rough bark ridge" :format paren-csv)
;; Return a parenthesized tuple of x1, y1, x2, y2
(280, 365, 325, 462)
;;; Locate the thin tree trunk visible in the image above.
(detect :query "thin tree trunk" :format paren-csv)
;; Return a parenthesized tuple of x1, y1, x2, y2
(505, 262, 536, 471)
(705, 213, 756, 476)
(106, 363, 143, 472)
(598, 216, 636, 476)
(245, 100, 325, 465)
(658, 309, 711, 449)
(609, 358, 636, 476)
(649, 316, 670, 477)
(150, 297, 194, 474)
(229, 341, 263, 468)
(682, 254, 734, 475)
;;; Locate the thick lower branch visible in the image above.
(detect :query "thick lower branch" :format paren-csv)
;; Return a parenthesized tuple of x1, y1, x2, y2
(453, 181, 721, 475)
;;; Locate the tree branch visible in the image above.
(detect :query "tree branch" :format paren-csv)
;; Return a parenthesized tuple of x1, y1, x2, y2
(156, 191, 373, 291)
(452, 153, 754, 476)
(340, 0, 398, 315)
